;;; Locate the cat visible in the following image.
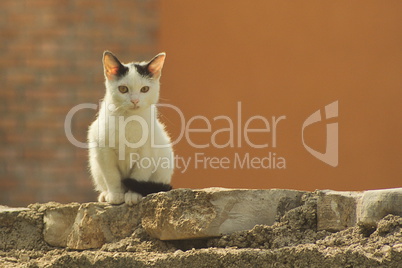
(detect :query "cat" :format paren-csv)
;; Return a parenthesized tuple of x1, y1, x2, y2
(87, 51, 174, 205)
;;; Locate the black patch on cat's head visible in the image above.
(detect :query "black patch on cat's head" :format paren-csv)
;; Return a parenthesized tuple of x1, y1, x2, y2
(109, 56, 129, 78)
(133, 63, 153, 78)
(115, 63, 129, 78)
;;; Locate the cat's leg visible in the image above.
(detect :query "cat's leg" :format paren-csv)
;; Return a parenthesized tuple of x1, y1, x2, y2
(124, 148, 155, 205)
(124, 191, 142, 206)
(98, 192, 107, 202)
(89, 148, 108, 202)
(130, 148, 154, 181)
(149, 122, 174, 185)
(94, 148, 125, 204)
(90, 165, 107, 202)
(150, 146, 174, 185)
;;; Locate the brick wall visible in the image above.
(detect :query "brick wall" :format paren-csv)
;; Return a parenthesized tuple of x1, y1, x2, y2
(0, 0, 160, 206)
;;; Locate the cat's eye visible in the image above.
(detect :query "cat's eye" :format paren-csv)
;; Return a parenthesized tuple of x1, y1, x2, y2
(140, 86, 150, 93)
(118, 86, 129, 93)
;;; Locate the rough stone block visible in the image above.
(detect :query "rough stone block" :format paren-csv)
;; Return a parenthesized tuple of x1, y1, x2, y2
(140, 187, 306, 240)
(43, 203, 141, 250)
(317, 190, 362, 231)
(0, 206, 44, 250)
(359, 188, 402, 226)
(43, 203, 80, 247)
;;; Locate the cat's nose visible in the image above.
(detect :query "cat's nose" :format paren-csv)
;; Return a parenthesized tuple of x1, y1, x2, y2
(131, 99, 139, 105)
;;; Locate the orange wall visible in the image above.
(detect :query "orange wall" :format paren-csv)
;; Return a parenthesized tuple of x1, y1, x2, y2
(159, 1, 401, 191)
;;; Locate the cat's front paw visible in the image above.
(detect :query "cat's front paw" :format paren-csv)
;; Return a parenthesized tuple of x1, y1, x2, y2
(125, 192, 143, 206)
(98, 191, 107, 202)
(105, 192, 125, 204)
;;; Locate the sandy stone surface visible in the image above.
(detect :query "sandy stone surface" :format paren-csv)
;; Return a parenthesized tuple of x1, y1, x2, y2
(141, 188, 306, 240)
(1, 189, 401, 267)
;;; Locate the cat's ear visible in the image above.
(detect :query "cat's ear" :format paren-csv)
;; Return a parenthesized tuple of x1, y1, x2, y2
(147, 53, 166, 79)
(103, 51, 128, 80)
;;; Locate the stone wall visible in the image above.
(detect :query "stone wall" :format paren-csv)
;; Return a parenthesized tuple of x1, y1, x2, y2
(0, 0, 159, 206)
(1, 187, 401, 267)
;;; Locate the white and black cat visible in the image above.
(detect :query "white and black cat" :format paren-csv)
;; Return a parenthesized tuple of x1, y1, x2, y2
(88, 51, 174, 205)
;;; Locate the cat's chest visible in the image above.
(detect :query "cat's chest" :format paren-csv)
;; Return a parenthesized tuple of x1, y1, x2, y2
(100, 109, 152, 148)
(120, 120, 148, 144)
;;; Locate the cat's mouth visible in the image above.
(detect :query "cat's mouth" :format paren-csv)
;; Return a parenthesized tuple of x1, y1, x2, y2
(131, 105, 140, 110)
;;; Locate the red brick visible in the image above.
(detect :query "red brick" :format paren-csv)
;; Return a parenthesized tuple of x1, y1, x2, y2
(0, 1, 25, 11)
(25, 0, 70, 9)
(0, 117, 18, 129)
(26, 58, 61, 69)
(23, 149, 58, 160)
(5, 133, 29, 144)
(6, 72, 36, 84)
(0, 148, 19, 159)
(24, 90, 71, 100)
(38, 105, 72, 115)
(71, 0, 101, 9)
(0, 0, 160, 206)
(0, 90, 17, 98)
(25, 119, 64, 130)
(0, 178, 19, 190)
(58, 74, 86, 84)
(10, 192, 37, 206)
(7, 13, 37, 26)
(7, 103, 32, 113)
(75, 177, 93, 188)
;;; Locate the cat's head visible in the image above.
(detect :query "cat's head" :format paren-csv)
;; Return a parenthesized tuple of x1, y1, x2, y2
(102, 51, 166, 113)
